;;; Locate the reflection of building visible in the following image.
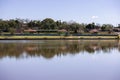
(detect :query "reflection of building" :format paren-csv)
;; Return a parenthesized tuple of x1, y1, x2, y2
(26, 47, 38, 51)
(90, 45, 100, 50)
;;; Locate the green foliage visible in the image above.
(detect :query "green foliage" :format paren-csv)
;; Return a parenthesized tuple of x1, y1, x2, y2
(69, 23, 80, 33)
(9, 28, 15, 35)
(86, 22, 96, 30)
(101, 24, 113, 31)
(40, 18, 57, 29)
(0, 18, 118, 34)
(27, 20, 41, 28)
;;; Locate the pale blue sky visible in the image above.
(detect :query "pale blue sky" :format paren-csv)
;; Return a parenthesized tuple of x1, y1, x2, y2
(0, 0, 120, 26)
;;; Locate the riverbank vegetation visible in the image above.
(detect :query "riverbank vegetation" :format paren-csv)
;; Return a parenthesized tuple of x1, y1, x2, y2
(0, 18, 120, 35)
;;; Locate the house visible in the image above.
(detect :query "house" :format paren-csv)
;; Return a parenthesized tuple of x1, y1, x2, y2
(58, 29, 67, 33)
(24, 29, 37, 33)
(89, 29, 99, 34)
(58, 29, 68, 36)
(113, 28, 120, 32)
(113, 28, 120, 34)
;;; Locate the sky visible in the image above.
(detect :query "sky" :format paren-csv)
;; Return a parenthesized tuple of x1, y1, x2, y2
(0, 0, 120, 26)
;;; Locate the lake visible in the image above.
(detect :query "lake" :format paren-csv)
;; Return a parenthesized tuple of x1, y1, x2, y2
(0, 40, 120, 80)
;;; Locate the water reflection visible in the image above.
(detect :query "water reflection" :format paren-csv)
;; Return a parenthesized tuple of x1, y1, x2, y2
(0, 40, 120, 59)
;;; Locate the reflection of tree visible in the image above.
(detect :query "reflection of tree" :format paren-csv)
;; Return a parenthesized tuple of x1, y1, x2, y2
(0, 40, 119, 59)
(0, 43, 24, 58)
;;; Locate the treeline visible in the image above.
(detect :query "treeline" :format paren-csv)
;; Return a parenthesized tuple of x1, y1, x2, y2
(0, 18, 120, 33)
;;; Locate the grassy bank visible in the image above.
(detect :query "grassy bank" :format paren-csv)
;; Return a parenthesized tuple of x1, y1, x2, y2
(0, 35, 119, 40)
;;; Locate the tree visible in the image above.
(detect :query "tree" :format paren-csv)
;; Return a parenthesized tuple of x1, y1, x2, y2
(0, 18, 116, 34)
(69, 22, 80, 33)
(8, 19, 17, 28)
(27, 20, 36, 28)
(9, 28, 15, 35)
(56, 20, 62, 29)
(0, 20, 9, 32)
(60, 21, 69, 30)
(85, 22, 96, 30)
(27, 20, 41, 30)
(40, 18, 57, 30)
(101, 24, 113, 31)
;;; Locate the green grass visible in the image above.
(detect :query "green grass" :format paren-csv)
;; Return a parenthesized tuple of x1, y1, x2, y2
(0, 35, 119, 39)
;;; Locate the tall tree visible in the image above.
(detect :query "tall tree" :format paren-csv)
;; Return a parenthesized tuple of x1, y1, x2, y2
(40, 18, 57, 30)
(86, 22, 96, 30)
(69, 22, 80, 33)
(101, 24, 113, 31)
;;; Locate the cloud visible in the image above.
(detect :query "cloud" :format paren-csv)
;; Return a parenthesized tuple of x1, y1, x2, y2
(91, 16, 99, 19)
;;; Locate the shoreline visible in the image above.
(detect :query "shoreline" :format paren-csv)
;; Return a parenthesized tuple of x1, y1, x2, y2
(0, 35, 119, 40)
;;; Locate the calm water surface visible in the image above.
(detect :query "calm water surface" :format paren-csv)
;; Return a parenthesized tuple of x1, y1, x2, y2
(0, 40, 120, 80)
